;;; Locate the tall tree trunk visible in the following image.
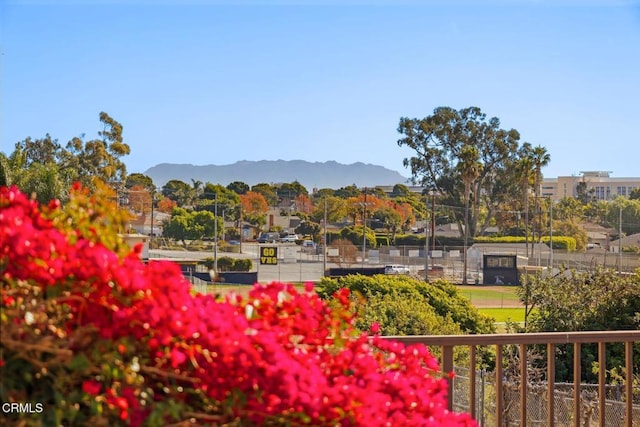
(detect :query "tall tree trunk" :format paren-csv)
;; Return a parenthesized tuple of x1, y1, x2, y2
(524, 177, 529, 258)
(463, 181, 470, 285)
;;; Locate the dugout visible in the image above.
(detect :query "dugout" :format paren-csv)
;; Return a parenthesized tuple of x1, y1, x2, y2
(482, 254, 519, 285)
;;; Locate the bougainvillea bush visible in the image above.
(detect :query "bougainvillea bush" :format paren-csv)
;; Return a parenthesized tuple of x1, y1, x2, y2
(0, 185, 475, 426)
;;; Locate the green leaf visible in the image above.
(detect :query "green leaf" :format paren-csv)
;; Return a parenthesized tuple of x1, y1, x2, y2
(69, 353, 90, 372)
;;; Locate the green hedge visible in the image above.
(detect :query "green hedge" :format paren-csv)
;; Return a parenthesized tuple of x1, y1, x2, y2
(340, 226, 377, 248)
(199, 256, 253, 272)
(316, 274, 495, 335)
(233, 258, 253, 272)
(332, 230, 577, 251)
(474, 236, 577, 251)
(375, 235, 390, 246)
(394, 234, 465, 247)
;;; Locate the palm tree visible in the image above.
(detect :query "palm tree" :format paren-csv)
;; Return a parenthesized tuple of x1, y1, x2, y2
(531, 146, 551, 245)
(190, 179, 203, 205)
(458, 145, 483, 285)
(516, 143, 535, 257)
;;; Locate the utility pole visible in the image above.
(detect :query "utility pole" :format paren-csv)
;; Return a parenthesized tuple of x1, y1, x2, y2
(549, 198, 553, 269)
(463, 191, 469, 285)
(525, 196, 529, 258)
(424, 192, 429, 282)
(361, 188, 367, 269)
(323, 197, 327, 276)
(214, 193, 218, 274)
(222, 208, 226, 242)
(238, 206, 243, 254)
(150, 188, 155, 248)
(618, 204, 622, 273)
(431, 193, 436, 269)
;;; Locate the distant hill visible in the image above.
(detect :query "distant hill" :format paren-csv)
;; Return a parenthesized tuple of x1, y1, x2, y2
(144, 160, 410, 190)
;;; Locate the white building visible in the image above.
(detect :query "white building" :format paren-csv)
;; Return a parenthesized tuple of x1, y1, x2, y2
(542, 171, 640, 201)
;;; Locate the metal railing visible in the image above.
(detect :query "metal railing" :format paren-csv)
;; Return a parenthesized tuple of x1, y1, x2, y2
(386, 331, 640, 426)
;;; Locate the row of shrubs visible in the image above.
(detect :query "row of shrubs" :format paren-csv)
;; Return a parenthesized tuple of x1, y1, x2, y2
(326, 229, 577, 250)
(199, 256, 253, 272)
(474, 235, 577, 251)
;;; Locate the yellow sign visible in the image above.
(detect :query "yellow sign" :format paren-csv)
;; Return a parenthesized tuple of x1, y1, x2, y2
(259, 246, 278, 265)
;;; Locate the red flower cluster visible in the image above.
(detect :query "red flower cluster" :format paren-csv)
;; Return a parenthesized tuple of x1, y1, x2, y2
(0, 186, 475, 426)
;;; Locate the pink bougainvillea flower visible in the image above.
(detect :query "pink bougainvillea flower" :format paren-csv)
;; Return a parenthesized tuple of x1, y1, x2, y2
(81, 380, 102, 396)
(370, 322, 381, 334)
(0, 185, 476, 426)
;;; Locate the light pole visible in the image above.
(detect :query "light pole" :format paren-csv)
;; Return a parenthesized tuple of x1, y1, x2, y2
(549, 198, 553, 269)
(361, 188, 367, 270)
(618, 204, 622, 273)
(463, 195, 469, 285)
(214, 193, 218, 273)
(424, 192, 429, 282)
(323, 197, 327, 276)
(150, 188, 156, 247)
(238, 205, 243, 254)
(222, 208, 226, 243)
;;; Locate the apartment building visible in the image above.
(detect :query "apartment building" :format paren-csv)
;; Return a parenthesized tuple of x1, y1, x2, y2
(542, 171, 640, 201)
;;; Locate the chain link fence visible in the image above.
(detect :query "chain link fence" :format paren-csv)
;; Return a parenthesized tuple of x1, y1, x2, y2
(452, 366, 640, 426)
(324, 244, 639, 281)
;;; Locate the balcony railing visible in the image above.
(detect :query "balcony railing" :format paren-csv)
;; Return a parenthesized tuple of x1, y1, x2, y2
(386, 331, 640, 426)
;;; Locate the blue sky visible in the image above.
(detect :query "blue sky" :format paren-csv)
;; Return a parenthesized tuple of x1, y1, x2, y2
(2, 0, 639, 182)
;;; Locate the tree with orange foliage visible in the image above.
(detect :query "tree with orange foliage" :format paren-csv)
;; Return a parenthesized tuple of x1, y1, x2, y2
(240, 191, 269, 233)
(394, 201, 416, 232)
(157, 197, 177, 213)
(127, 185, 152, 214)
(345, 193, 386, 225)
(294, 193, 314, 214)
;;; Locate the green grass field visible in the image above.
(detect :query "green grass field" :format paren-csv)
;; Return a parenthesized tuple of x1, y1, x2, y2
(477, 307, 526, 323)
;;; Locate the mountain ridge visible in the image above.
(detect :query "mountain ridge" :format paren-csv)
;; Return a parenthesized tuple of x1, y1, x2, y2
(144, 160, 410, 190)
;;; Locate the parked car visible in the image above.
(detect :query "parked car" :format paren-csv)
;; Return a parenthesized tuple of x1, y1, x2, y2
(257, 232, 280, 243)
(280, 234, 299, 243)
(301, 240, 317, 253)
(384, 264, 411, 275)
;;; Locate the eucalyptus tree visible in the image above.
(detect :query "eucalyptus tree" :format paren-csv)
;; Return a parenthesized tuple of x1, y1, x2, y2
(125, 173, 156, 192)
(65, 112, 130, 186)
(313, 188, 335, 199)
(276, 181, 309, 200)
(161, 180, 193, 206)
(334, 185, 361, 199)
(199, 183, 241, 222)
(397, 106, 522, 239)
(6, 112, 130, 203)
(226, 181, 250, 195)
(309, 195, 348, 224)
(251, 183, 279, 207)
